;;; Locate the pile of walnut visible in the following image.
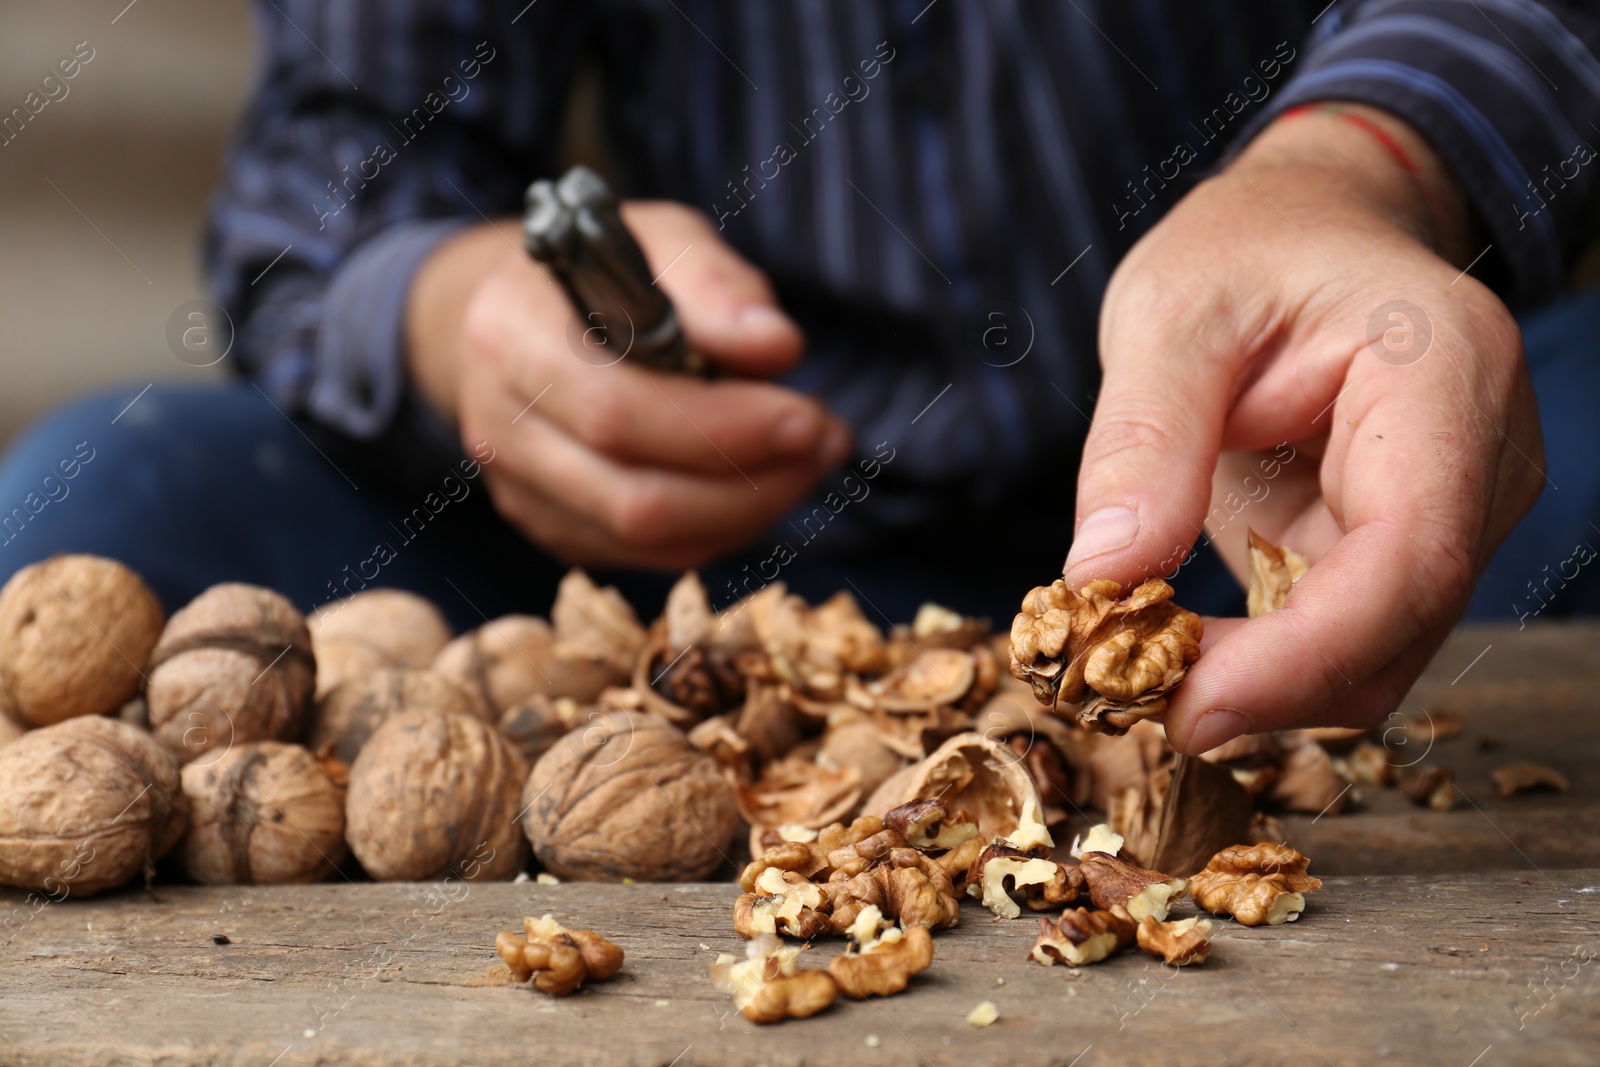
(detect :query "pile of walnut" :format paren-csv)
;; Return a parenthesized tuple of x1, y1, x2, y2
(719, 793, 1322, 1022)
(0, 549, 1549, 948)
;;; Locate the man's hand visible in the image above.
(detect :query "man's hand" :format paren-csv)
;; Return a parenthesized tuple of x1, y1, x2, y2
(407, 201, 851, 569)
(1067, 105, 1545, 754)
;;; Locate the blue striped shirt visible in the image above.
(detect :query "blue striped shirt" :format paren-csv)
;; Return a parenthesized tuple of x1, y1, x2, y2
(205, 0, 1600, 510)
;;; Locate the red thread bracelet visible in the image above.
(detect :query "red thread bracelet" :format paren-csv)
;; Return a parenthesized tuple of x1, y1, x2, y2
(1279, 102, 1438, 247)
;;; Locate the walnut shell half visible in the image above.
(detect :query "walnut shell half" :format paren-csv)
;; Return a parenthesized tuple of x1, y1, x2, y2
(0, 717, 186, 896)
(0, 555, 164, 727)
(179, 741, 347, 884)
(863, 732, 1039, 842)
(145, 583, 315, 762)
(523, 711, 738, 882)
(346, 710, 529, 881)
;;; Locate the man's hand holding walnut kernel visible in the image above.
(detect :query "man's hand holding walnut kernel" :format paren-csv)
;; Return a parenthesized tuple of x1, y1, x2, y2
(1068, 104, 1544, 754)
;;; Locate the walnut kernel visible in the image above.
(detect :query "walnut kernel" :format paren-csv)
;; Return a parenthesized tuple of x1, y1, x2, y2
(1009, 578, 1202, 734)
(497, 914, 624, 995)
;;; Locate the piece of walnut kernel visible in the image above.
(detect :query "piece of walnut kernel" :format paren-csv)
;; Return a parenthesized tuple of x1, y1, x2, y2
(1030, 908, 1137, 967)
(497, 915, 625, 996)
(1245, 529, 1308, 618)
(968, 843, 1084, 920)
(712, 934, 839, 1023)
(883, 798, 980, 852)
(1136, 916, 1213, 966)
(1187, 843, 1321, 927)
(1078, 852, 1187, 923)
(1009, 578, 1202, 734)
(827, 905, 935, 998)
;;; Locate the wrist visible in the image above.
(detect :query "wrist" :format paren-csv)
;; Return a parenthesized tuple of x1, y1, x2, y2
(404, 221, 522, 424)
(1235, 102, 1475, 266)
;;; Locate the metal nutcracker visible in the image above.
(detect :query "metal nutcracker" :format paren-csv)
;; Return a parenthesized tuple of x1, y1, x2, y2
(523, 165, 708, 376)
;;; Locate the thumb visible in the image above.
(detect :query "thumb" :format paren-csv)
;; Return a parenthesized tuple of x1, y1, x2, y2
(623, 201, 805, 377)
(1062, 299, 1234, 589)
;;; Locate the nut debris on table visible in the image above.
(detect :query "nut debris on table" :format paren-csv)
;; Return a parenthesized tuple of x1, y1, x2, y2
(827, 905, 935, 998)
(1187, 843, 1322, 926)
(496, 914, 624, 996)
(1491, 760, 1570, 798)
(712, 935, 839, 1023)
(1136, 915, 1214, 966)
(1031, 907, 1138, 967)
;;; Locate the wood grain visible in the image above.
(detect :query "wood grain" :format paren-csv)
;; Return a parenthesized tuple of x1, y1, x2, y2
(2, 871, 1597, 1067)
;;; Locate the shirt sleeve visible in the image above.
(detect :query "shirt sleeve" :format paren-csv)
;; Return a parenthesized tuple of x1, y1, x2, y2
(1252, 0, 1600, 306)
(204, 0, 583, 438)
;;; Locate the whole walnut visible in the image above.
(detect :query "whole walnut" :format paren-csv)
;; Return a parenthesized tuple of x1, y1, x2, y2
(0, 554, 164, 727)
(346, 710, 529, 881)
(524, 711, 739, 882)
(433, 615, 612, 714)
(308, 588, 453, 697)
(0, 717, 186, 896)
(145, 583, 316, 762)
(309, 668, 488, 766)
(179, 742, 347, 884)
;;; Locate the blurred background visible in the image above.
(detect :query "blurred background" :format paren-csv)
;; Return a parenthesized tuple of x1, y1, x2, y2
(4, 1, 1597, 624)
(0, 0, 250, 445)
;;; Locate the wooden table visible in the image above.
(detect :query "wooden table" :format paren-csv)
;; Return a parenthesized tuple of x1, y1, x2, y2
(3, 623, 1598, 1067)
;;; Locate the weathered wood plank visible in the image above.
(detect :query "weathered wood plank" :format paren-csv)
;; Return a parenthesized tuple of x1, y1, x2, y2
(1280, 623, 1600, 875)
(2, 871, 1596, 1067)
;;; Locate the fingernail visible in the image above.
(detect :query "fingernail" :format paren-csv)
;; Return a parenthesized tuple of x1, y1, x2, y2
(770, 411, 819, 457)
(1064, 506, 1140, 569)
(817, 421, 852, 467)
(740, 304, 791, 333)
(1186, 709, 1253, 755)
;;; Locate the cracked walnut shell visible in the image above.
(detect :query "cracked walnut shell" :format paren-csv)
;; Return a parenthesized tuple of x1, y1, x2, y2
(345, 709, 529, 881)
(551, 569, 647, 679)
(1009, 578, 1202, 734)
(0, 716, 187, 896)
(524, 711, 739, 882)
(1491, 761, 1569, 799)
(145, 583, 316, 762)
(178, 741, 347, 885)
(1187, 843, 1321, 926)
(497, 914, 624, 995)
(0, 554, 164, 727)
(865, 732, 1039, 842)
